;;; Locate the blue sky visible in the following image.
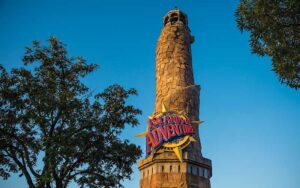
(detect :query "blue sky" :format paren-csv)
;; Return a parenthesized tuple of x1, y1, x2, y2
(0, 0, 299, 188)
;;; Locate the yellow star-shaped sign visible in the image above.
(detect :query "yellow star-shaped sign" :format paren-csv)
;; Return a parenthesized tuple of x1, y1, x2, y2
(136, 102, 203, 162)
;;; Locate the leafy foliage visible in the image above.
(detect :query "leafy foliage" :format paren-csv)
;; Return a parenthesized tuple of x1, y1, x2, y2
(236, 0, 300, 89)
(0, 37, 142, 188)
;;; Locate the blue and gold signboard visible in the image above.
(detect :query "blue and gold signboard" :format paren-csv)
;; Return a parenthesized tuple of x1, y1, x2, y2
(137, 103, 199, 162)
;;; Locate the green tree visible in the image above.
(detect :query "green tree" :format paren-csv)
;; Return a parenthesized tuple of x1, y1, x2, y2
(236, 0, 300, 89)
(0, 37, 142, 188)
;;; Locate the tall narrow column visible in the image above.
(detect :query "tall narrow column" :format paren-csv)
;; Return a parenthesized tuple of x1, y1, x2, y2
(155, 7, 202, 161)
(138, 8, 212, 188)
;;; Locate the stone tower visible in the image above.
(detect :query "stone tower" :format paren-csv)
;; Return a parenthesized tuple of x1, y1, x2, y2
(138, 8, 212, 188)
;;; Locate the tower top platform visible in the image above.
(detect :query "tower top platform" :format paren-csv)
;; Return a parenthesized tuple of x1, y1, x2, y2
(163, 7, 189, 27)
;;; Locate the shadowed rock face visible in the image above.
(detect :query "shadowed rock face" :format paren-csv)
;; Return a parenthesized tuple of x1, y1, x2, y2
(138, 8, 212, 188)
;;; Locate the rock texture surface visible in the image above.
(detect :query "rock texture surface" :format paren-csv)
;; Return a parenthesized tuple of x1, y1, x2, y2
(138, 8, 212, 188)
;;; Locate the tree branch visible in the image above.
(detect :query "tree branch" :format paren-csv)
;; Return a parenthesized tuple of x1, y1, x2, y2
(1, 130, 40, 178)
(62, 144, 90, 178)
(4, 149, 36, 188)
(49, 108, 62, 137)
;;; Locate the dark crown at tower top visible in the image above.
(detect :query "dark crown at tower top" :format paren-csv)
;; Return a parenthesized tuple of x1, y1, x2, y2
(163, 7, 188, 27)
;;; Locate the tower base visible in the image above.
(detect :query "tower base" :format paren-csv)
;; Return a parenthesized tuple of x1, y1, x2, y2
(138, 151, 212, 188)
